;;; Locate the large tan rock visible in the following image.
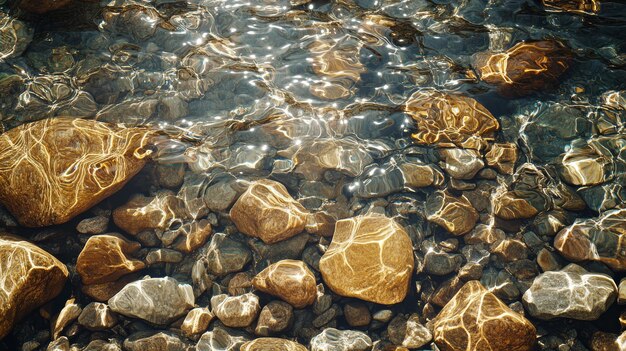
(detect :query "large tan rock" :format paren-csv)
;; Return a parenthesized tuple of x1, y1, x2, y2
(473, 40, 571, 97)
(319, 215, 414, 305)
(0, 234, 69, 339)
(230, 179, 309, 244)
(252, 260, 317, 308)
(404, 90, 499, 150)
(0, 118, 153, 227)
(76, 234, 145, 285)
(433, 281, 536, 351)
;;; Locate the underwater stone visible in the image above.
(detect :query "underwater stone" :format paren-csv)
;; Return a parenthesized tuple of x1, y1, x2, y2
(426, 191, 479, 235)
(319, 215, 414, 304)
(241, 338, 307, 351)
(211, 293, 261, 328)
(76, 234, 145, 285)
(252, 259, 317, 308)
(0, 118, 153, 227)
(310, 328, 372, 351)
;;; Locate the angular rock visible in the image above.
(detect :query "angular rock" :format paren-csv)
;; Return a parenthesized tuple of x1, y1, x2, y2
(554, 208, 626, 270)
(493, 190, 542, 220)
(388, 314, 432, 349)
(541, 0, 600, 14)
(433, 281, 536, 351)
(255, 301, 293, 336)
(473, 40, 572, 97)
(77, 302, 118, 330)
(485, 143, 518, 175)
(0, 234, 68, 339)
(319, 215, 414, 304)
(181, 307, 214, 337)
(404, 90, 499, 150)
(211, 293, 261, 328)
(123, 331, 190, 351)
(81, 273, 139, 302)
(344, 302, 371, 327)
(76, 234, 144, 285)
(252, 259, 317, 308)
(76, 216, 109, 235)
(241, 338, 307, 351)
(426, 191, 479, 235)
(113, 192, 188, 235)
(230, 179, 309, 244)
(557, 144, 611, 186)
(108, 277, 194, 325)
(522, 264, 617, 320)
(51, 298, 81, 340)
(0, 13, 33, 60)
(310, 328, 372, 351)
(0, 118, 153, 227)
(201, 233, 252, 276)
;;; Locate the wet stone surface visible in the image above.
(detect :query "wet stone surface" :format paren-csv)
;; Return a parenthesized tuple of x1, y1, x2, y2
(0, 0, 625, 350)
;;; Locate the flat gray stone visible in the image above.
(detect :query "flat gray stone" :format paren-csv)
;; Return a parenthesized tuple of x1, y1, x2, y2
(310, 328, 372, 351)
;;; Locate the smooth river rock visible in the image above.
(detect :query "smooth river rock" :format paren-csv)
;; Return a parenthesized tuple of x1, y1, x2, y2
(426, 191, 479, 235)
(554, 208, 626, 271)
(433, 280, 536, 351)
(0, 118, 153, 227)
(0, 234, 69, 339)
(108, 276, 194, 325)
(473, 40, 572, 97)
(230, 179, 309, 244)
(319, 215, 414, 305)
(76, 234, 145, 285)
(522, 264, 617, 320)
(252, 259, 317, 308)
(211, 293, 261, 328)
(310, 328, 372, 351)
(404, 90, 499, 150)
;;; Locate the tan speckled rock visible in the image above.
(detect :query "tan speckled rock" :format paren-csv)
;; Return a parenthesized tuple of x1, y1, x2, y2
(433, 281, 536, 351)
(542, 0, 599, 14)
(113, 192, 188, 235)
(404, 90, 499, 150)
(252, 260, 316, 308)
(230, 179, 309, 244)
(0, 234, 69, 339)
(0, 118, 153, 227)
(211, 293, 261, 328)
(241, 338, 307, 351)
(319, 215, 414, 305)
(76, 234, 145, 285)
(181, 307, 214, 337)
(426, 191, 479, 235)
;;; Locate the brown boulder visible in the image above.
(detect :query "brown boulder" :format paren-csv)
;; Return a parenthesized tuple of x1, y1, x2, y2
(473, 40, 572, 97)
(433, 281, 536, 351)
(0, 118, 153, 227)
(319, 215, 414, 304)
(76, 234, 144, 285)
(542, 0, 600, 14)
(230, 179, 309, 244)
(404, 90, 499, 150)
(485, 143, 518, 175)
(0, 234, 69, 339)
(252, 260, 317, 308)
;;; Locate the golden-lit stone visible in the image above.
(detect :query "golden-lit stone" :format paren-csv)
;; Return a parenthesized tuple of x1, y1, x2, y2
(542, 0, 600, 14)
(493, 191, 540, 220)
(432, 281, 536, 351)
(557, 144, 610, 186)
(76, 234, 145, 285)
(113, 192, 188, 235)
(319, 215, 414, 305)
(426, 191, 479, 236)
(51, 298, 81, 340)
(473, 40, 571, 97)
(404, 90, 499, 150)
(308, 38, 364, 100)
(485, 143, 518, 175)
(80, 273, 139, 302)
(173, 219, 213, 254)
(241, 338, 308, 351)
(399, 163, 443, 188)
(252, 260, 317, 308)
(0, 118, 153, 227)
(230, 179, 309, 244)
(0, 234, 69, 339)
(554, 208, 626, 271)
(181, 307, 214, 337)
